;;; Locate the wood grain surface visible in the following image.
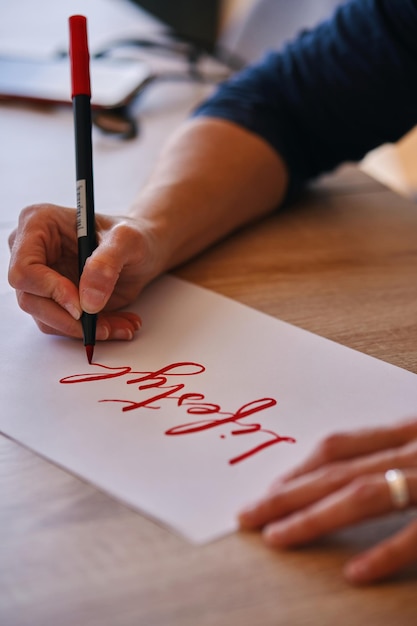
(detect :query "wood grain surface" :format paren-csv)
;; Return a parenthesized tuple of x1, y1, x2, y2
(2, 166, 417, 626)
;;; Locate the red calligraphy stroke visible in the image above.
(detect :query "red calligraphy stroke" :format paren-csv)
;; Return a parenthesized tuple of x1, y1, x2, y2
(60, 361, 296, 464)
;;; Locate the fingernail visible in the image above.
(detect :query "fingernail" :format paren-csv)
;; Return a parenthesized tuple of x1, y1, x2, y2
(64, 302, 82, 320)
(96, 325, 110, 341)
(112, 328, 134, 341)
(238, 501, 259, 519)
(81, 288, 107, 312)
(133, 318, 142, 331)
(263, 523, 286, 544)
(267, 478, 284, 493)
(344, 558, 369, 583)
(238, 503, 266, 530)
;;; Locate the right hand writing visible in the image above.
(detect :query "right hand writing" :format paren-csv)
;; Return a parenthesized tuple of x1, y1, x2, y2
(8, 203, 161, 341)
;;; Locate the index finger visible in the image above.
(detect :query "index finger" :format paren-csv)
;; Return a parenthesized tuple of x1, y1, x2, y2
(8, 204, 82, 319)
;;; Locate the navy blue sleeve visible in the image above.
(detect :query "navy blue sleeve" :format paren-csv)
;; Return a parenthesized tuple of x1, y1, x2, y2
(193, 0, 417, 195)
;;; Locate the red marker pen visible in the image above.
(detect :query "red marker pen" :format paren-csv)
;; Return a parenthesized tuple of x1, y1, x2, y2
(69, 15, 97, 364)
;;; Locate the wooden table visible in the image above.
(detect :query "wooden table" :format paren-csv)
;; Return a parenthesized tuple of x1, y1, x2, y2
(1, 166, 417, 626)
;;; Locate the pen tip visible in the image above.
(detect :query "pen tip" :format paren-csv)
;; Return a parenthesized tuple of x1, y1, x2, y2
(85, 344, 94, 364)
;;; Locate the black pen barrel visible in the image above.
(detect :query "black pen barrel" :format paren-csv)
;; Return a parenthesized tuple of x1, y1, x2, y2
(73, 93, 97, 348)
(73, 94, 96, 274)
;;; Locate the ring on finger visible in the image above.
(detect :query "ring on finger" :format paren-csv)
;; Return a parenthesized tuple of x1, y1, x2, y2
(385, 469, 410, 509)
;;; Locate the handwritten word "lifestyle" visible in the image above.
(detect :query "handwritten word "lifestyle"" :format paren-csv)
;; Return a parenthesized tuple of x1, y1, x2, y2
(60, 361, 295, 465)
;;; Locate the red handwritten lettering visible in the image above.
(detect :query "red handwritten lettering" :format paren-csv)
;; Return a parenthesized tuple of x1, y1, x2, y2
(60, 361, 295, 464)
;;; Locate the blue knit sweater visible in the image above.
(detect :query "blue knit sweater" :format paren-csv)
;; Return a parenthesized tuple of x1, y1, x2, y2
(194, 0, 417, 195)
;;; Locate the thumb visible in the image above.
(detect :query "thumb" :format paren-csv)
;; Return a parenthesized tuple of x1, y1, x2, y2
(79, 246, 122, 313)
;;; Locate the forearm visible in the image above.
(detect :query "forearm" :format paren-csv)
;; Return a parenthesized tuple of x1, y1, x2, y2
(193, 0, 417, 190)
(127, 116, 288, 273)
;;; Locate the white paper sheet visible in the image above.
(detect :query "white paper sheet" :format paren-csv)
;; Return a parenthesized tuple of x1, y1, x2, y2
(1, 275, 417, 543)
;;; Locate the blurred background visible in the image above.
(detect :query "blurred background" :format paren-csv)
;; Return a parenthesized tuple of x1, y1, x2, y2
(1, 0, 416, 200)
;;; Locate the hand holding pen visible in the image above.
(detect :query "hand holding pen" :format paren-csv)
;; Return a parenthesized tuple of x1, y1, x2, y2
(8, 15, 144, 346)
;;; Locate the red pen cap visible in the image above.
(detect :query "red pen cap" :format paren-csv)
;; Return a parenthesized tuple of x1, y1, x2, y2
(69, 15, 91, 98)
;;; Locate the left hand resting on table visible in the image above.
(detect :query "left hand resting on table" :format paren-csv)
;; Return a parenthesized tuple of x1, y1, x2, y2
(238, 419, 417, 585)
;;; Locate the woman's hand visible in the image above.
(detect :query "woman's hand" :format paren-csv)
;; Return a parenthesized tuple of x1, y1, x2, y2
(238, 419, 417, 585)
(8, 118, 288, 345)
(8, 203, 162, 341)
